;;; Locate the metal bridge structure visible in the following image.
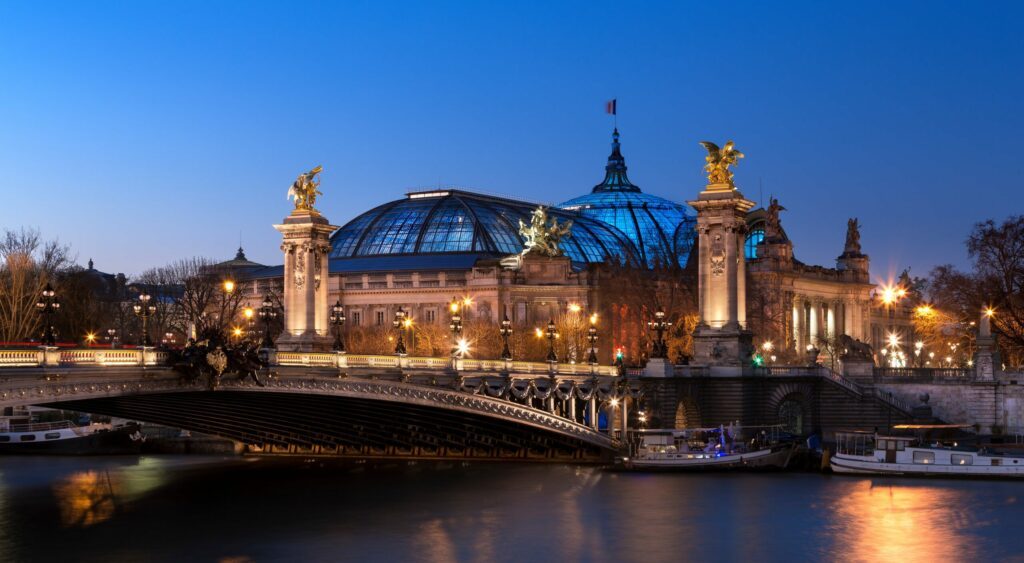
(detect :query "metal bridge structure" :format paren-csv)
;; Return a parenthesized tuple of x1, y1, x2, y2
(0, 349, 625, 461)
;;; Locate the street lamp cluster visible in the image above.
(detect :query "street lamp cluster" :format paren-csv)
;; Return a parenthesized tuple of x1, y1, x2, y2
(132, 292, 156, 347)
(647, 310, 671, 359)
(35, 283, 60, 347)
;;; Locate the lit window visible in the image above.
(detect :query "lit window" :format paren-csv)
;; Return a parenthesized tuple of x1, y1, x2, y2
(745, 228, 765, 260)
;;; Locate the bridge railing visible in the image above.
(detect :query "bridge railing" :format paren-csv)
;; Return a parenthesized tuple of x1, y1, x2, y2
(0, 348, 168, 368)
(274, 352, 619, 376)
(874, 367, 973, 381)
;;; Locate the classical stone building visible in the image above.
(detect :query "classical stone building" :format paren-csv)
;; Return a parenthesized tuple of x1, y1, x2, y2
(234, 128, 896, 363)
(744, 202, 874, 357)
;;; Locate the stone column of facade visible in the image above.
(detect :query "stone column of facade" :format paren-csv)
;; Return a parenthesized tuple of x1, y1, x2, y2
(792, 295, 802, 352)
(689, 179, 755, 369)
(274, 210, 339, 352)
(976, 311, 996, 381)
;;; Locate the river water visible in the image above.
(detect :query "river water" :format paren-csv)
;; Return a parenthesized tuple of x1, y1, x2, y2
(1, 455, 1023, 562)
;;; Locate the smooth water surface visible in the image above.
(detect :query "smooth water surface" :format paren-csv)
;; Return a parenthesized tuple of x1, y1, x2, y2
(1, 456, 1023, 562)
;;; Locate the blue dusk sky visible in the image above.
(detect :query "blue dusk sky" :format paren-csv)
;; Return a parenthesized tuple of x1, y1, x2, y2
(1, 1, 1021, 282)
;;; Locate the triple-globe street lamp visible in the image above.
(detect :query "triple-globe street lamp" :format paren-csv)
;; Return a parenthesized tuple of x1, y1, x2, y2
(586, 313, 599, 366)
(499, 314, 513, 360)
(35, 283, 60, 347)
(133, 292, 156, 347)
(648, 310, 671, 359)
(258, 295, 278, 349)
(449, 298, 464, 358)
(393, 307, 408, 356)
(545, 319, 559, 364)
(330, 300, 346, 353)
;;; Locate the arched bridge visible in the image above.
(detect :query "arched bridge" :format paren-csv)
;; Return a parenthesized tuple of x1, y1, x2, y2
(0, 349, 625, 461)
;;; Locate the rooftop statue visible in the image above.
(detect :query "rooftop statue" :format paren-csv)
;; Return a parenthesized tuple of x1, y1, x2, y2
(845, 218, 862, 254)
(287, 165, 324, 212)
(519, 206, 573, 258)
(698, 141, 744, 186)
(765, 197, 786, 239)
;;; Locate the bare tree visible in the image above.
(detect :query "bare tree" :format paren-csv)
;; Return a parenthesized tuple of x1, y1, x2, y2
(0, 228, 71, 343)
(929, 216, 1024, 366)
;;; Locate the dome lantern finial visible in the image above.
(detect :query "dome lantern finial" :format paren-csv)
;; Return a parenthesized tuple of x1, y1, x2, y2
(593, 127, 640, 193)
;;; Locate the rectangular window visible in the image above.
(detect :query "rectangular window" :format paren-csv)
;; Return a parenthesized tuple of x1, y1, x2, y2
(426, 309, 436, 323)
(897, 441, 905, 451)
(376, 311, 385, 326)
(351, 311, 361, 327)
(45, 432, 61, 440)
(951, 454, 973, 466)
(20, 434, 36, 442)
(0, 436, 10, 442)
(992, 458, 1001, 466)
(912, 451, 935, 464)
(877, 439, 888, 450)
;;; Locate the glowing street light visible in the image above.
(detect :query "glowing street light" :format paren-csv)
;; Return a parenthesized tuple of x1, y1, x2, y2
(330, 300, 346, 353)
(223, 280, 235, 294)
(545, 320, 559, 363)
(35, 283, 60, 347)
(568, 302, 582, 314)
(132, 292, 156, 347)
(586, 313, 599, 366)
(392, 307, 408, 356)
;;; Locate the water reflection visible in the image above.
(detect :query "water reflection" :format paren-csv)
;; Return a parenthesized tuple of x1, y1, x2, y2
(828, 480, 983, 562)
(2, 460, 1024, 562)
(53, 471, 119, 528)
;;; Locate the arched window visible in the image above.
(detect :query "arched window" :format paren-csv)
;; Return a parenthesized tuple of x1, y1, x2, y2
(745, 228, 765, 260)
(778, 398, 804, 435)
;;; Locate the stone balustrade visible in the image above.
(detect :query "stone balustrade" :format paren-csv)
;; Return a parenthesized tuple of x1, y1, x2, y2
(274, 351, 618, 376)
(0, 348, 168, 368)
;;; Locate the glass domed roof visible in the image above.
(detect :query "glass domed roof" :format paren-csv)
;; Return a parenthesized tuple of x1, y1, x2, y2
(329, 189, 641, 266)
(559, 129, 697, 268)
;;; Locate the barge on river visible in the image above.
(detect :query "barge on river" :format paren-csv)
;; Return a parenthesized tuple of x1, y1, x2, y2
(616, 425, 796, 471)
(831, 427, 1024, 478)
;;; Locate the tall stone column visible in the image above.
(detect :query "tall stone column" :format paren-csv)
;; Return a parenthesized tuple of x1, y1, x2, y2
(689, 167, 755, 369)
(274, 208, 338, 352)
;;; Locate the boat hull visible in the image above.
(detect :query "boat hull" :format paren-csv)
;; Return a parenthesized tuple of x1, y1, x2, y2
(831, 454, 1024, 479)
(617, 444, 795, 472)
(0, 425, 144, 455)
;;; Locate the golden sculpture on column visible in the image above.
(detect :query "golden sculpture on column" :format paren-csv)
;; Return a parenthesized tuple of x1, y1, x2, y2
(287, 165, 324, 213)
(698, 141, 744, 187)
(275, 165, 339, 352)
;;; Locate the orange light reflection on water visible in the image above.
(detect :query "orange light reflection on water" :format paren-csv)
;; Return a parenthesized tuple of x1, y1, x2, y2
(52, 471, 119, 528)
(829, 480, 982, 562)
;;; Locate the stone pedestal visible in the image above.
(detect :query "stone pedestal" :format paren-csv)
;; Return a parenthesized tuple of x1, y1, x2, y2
(643, 357, 674, 378)
(688, 182, 755, 367)
(274, 210, 338, 352)
(976, 335, 996, 381)
(840, 356, 875, 384)
(692, 325, 754, 367)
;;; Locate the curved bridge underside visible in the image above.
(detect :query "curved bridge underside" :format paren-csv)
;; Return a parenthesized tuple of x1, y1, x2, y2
(25, 369, 616, 461)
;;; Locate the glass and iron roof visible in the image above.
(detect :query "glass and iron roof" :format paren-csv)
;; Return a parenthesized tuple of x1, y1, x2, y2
(329, 189, 641, 266)
(559, 129, 697, 268)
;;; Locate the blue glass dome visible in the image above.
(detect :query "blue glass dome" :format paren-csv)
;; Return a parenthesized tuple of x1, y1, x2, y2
(329, 189, 641, 266)
(559, 129, 697, 268)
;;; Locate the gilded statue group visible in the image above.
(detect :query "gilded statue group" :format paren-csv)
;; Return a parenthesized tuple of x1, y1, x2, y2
(699, 140, 744, 186)
(287, 165, 324, 212)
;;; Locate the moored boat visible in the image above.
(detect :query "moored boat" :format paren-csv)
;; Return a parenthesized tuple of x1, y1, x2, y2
(831, 427, 1024, 478)
(615, 425, 796, 471)
(0, 418, 145, 455)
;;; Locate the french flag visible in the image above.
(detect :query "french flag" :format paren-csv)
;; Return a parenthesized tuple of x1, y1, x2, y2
(605, 99, 617, 115)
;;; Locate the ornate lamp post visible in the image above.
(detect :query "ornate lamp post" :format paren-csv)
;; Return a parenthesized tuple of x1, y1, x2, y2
(647, 310, 671, 359)
(587, 314, 599, 366)
(330, 300, 346, 353)
(499, 314, 513, 360)
(393, 307, 408, 356)
(35, 283, 60, 347)
(545, 319, 559, 364)
(449, 298, 463, 358)
(132, 292, 156, 347)
(107, 328, 119, 349)
(258, 295, 278, 349)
